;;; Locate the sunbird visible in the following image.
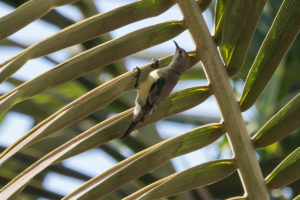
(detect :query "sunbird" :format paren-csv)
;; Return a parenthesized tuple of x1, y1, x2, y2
(122, 41, 190, 138)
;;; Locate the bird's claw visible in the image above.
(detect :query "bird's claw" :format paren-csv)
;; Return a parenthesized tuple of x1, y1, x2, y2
(151, 59, 159, 69)
(134, 66, 141, 88)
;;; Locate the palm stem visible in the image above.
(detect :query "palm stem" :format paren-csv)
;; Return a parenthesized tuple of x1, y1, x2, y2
(176, 0, 269, 199)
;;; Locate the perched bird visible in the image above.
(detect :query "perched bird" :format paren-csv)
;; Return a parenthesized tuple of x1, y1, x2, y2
(122, 41, 190, 138)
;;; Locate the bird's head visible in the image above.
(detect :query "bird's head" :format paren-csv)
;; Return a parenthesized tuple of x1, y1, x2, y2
(173, 40, 190, 71)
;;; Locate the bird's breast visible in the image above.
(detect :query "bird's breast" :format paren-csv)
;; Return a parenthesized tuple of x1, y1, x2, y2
(149, 69, 160, 79)
(136, 70, 158, 104)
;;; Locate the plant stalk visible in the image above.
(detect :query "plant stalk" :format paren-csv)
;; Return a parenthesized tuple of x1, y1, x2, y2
(176, 0, 269, 199)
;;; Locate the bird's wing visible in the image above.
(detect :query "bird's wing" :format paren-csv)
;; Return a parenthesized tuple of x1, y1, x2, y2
(139, 77, 166, 119)
(122, 78, 164, 137)
(148, 78, 165, 105)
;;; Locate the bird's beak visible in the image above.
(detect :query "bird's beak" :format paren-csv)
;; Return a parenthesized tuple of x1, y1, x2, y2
(173, 40, 180, 49)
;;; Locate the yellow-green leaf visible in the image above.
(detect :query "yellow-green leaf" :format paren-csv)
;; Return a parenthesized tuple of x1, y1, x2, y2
(126, 159, 236, 200)
(0, 52, 199, 166)
(64, 124, 224, 199)
(252, 93, 300, 148)
(0, 21, 186, 113)
(240, 0, 300, 110)
(265, 147, 300, 189)
(0, 0, 175, 69)
(0, 0, 79, 41)
(215, 0, 266, 75)
(0, 86, 211, 199)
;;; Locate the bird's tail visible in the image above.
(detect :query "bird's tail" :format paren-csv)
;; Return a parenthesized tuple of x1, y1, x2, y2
(122, 120, 139, 139)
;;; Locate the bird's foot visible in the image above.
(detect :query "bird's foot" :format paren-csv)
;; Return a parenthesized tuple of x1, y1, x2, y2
(134, 66, 141, 88)
(151, 59, 159, 69)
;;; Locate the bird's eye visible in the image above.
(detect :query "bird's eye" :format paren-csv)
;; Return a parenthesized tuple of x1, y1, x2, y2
(179, 50, 182, 54)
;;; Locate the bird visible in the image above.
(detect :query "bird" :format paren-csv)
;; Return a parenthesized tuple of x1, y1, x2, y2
(122, 41, 191, 138)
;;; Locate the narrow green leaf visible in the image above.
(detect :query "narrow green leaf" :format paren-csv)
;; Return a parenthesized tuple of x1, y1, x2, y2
(0, 52, 199, 166)
(126, 159, 236, 200)
(226, 197, 247, 200)
(215, 0, 266, 75)
(252, 93, 300, 148)
(294, 195, 300, 200)
(0, 20, 186, 113)
(0, 0, 175, 69)
(0, 0, 79, 41)
(240, 0, 300, 110)
(0, 168, 63, 199)
(265, 147, 300, 189)
(213, 0, 228, 44)
(63, 124, 224, 199)
(0, 87, 211, 199)
(0, 146, 91, 181)
(60, 86, 211, 161)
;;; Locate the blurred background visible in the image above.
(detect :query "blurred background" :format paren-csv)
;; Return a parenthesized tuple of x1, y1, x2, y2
(0, 0, 299, 199)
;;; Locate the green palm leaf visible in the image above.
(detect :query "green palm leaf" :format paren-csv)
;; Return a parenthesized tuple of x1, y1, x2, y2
(0, 0, 298, 199)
